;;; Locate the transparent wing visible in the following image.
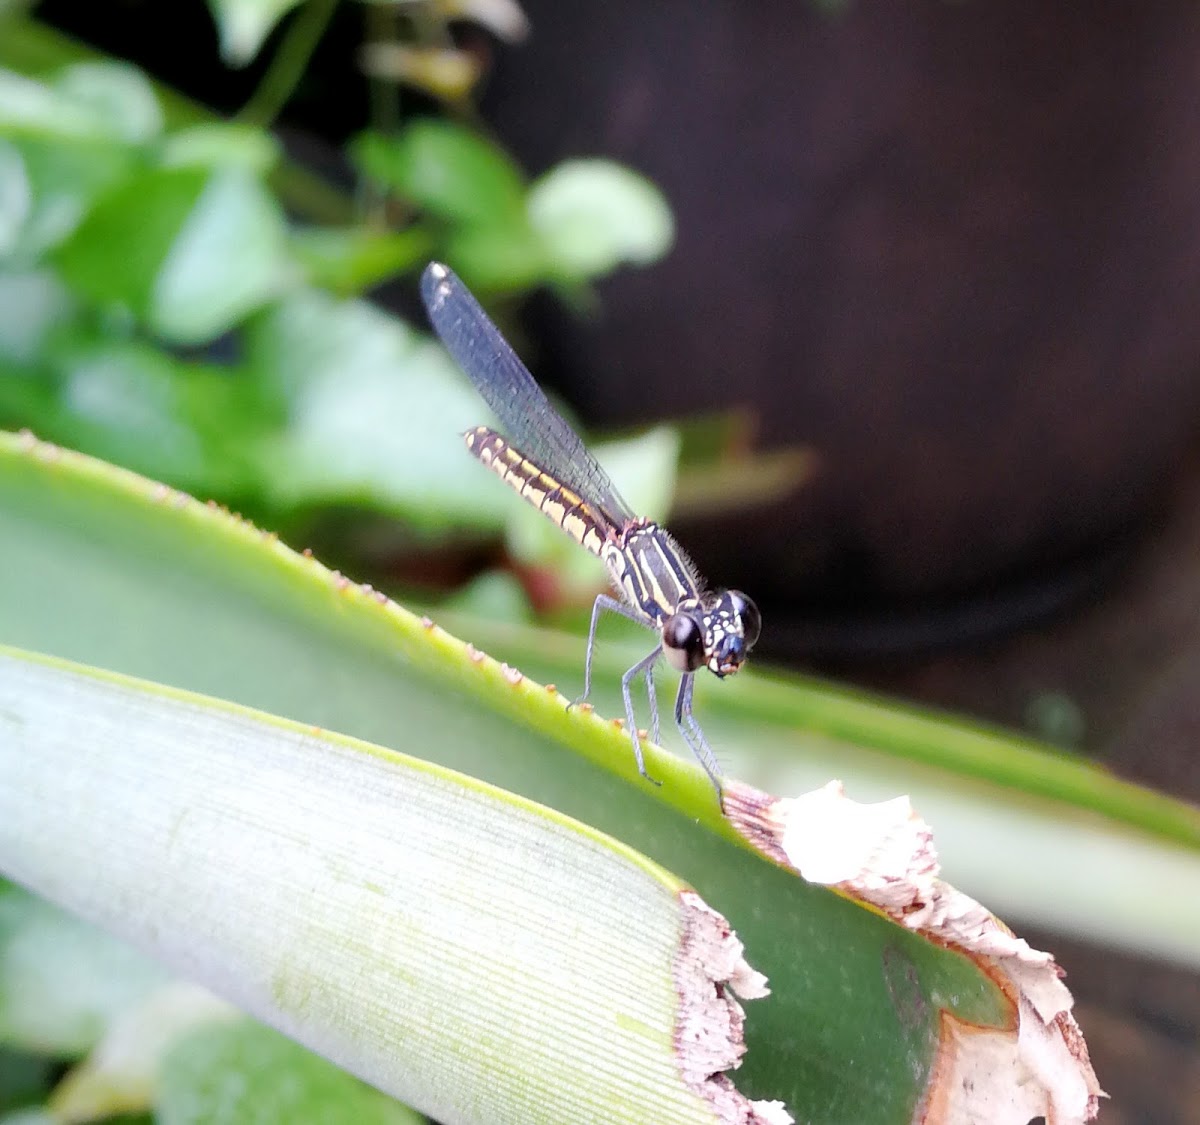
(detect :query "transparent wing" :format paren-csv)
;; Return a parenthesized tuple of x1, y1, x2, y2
(421, 263, 635, 524)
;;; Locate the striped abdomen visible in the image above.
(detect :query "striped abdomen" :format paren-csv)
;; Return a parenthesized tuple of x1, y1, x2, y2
(464, 426, 609, 556)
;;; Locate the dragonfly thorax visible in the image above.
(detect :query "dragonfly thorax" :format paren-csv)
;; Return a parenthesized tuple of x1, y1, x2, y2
(602, 523, 700, 624)
(662, 589, 761, 678)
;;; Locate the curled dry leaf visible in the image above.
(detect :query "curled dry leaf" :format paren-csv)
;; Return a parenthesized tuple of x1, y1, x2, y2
(438, 0, 531, 42)
(358, 44, 483, 102)
(723, 780, 1104, 1125)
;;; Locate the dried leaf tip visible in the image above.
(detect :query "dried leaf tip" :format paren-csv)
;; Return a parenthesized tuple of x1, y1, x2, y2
(675, 892, 788, 1124)
(725, 780, 1103, 1123)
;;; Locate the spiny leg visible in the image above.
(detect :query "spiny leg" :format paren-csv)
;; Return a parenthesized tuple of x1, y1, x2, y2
(571, 594, 644, 708)
(674, 674, 723, 797)
(622, 645, 664, 785)
(676, 676, 719, 777)
(644, 658, 661, 746)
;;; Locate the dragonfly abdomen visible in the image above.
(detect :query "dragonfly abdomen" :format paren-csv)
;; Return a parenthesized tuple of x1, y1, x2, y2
(465, 426, 607, 556)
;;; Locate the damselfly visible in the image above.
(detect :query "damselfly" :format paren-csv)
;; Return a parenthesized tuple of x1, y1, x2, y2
(421, 263, 759, 795)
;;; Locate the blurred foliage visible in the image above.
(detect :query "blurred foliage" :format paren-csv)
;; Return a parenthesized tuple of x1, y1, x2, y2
(0, 3, 675, 1119)
(0, 3, 674, 542)
(0, 881, 422, 1123)
(157, 1019, 423, 1125)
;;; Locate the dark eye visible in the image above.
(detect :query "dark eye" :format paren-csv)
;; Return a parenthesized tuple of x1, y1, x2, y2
(662, 612, 705, 672)
(729, 591, 761, 648)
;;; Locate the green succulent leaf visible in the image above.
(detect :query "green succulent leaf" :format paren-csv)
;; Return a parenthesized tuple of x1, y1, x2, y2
(0, 432, 1152, 1121)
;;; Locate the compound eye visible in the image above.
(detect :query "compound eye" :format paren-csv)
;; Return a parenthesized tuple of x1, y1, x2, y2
(729, 591, 761, 648)
(662, 612, 705, 672)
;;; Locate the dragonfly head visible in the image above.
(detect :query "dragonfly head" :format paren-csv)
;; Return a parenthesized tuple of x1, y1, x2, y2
(662, 590, 761, 678)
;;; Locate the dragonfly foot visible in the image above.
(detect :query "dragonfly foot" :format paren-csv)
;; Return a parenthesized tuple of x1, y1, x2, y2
(638, 765, 663, 787)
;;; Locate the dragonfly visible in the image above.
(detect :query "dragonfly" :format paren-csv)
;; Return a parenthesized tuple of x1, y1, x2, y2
(421, 262, 760, 795)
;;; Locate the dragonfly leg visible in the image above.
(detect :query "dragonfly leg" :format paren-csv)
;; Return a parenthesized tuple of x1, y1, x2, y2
(622, 646, 663, 785)
(675, 674, 724, 798)
(644, 659, 661, 747)
(571, 594, 644, 708)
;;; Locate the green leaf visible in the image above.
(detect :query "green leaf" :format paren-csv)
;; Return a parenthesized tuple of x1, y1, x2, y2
(248, 289, 501, 526)
(0, 1107, 59, 1125)
(0, 20, 356, 228)
(50, 62, 162, 145)
(206, 0, 305, 67)
(0, 139, 30, 256)
(151, 168, 294, 343)
(159, 123, 280, 176)
(351, 121, 527, 225)
(442, 219, 548, 295)
(444, 570, 533, 623)
(0, 1045, 55, 1117)
(159, 1021, 423, 1124)
(2, 135, 136, 258)
(0, 433, 1129, 1119)
(0, 62, 160, 145)
(0, 888, 168, 1057)
(0, 67, 119, 141)
(1, 648, 778, 1123)
(52, 167, 208, 319)
(12, 334, 265, 497)
(51, 166, 292, 343)
(46, 341, 210, 485)
(0, 276, 63, 427)
(528, 159, 674, 279)
(290, 225, 433, 295)
(46, 983, 233, 1122)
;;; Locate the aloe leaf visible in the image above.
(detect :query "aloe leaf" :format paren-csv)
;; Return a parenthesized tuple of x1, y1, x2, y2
(0, 430, 1145, 1120)
(0, 647, 774, 1123)
(451, 612, 1200, 966)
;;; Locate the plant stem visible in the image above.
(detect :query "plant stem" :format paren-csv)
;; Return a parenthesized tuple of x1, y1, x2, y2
(238, 0, 340, 128)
